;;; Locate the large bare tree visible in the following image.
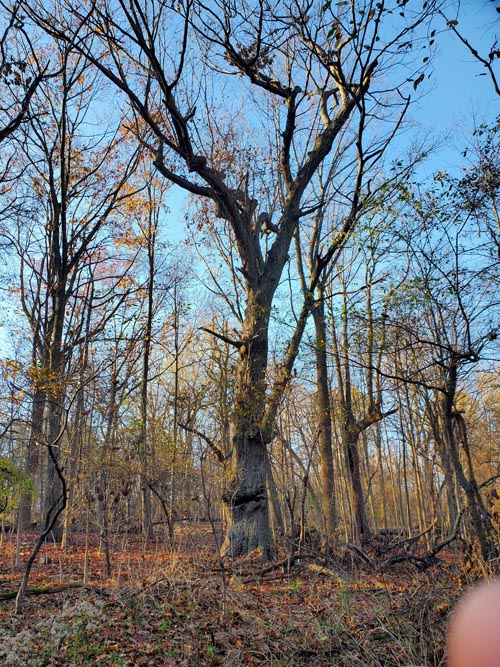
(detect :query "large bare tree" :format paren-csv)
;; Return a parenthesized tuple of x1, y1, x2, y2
(23, 0, 441, 557)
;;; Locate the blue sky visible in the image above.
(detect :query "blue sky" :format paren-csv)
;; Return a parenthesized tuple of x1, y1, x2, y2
(415, 0, 499, 173)
(0, 1, 498, 360)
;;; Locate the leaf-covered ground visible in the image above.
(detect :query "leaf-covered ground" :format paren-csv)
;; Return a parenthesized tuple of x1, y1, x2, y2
(0, 526, 472, 666)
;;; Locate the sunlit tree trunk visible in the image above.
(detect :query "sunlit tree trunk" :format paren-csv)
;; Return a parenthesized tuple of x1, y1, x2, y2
(442, 357, 494, 561)
(424, 392, 458, 531)
(311, 295, 336, 548)
(18, 384, 45, 531)
(221, 287, 275, 558)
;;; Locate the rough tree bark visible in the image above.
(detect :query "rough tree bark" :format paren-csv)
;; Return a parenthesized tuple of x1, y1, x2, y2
(221, 285, 276, 557)
(18, 385, 45, 531)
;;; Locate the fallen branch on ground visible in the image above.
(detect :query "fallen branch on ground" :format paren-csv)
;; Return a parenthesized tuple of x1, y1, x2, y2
(0, 582, 89, 601)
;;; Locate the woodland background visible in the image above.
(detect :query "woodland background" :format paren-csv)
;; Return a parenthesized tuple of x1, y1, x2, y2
(0, 0, 500, 664)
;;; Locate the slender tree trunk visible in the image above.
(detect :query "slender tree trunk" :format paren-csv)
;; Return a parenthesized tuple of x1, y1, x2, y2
(138, 209, 156, 542)
(343, 425, 370, 540)
(424, 393, 458, 530)
(374, 424, 388, 531)
(95, 365, 119, 574)
(168, 282, 181, 542)
(311, 297, 336, 548)
(96, 480, 112, 577)
(45, 324, 66, 543)
(400, 418, 413, 535)
(265, 452, 285, 544)
(387, 441, 404, 530)
(61, 387, 82, 549)
(62, 296, 93, 549)
(442, 359, 493, 561)
(455, 411, 490, 528)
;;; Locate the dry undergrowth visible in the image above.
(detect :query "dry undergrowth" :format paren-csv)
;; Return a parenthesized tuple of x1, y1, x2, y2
(0, 525, 476, 666)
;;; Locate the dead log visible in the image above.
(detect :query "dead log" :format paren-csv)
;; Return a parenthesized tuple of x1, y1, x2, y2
(0, 582, 89, 601)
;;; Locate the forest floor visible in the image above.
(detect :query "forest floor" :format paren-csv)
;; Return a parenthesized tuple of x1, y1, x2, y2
(0, 524, 485, 666)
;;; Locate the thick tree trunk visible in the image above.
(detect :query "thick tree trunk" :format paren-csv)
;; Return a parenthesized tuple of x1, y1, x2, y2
(221, 289, 274, 560)
(222, 432, 273, 558)
(19, 386, 46, 531)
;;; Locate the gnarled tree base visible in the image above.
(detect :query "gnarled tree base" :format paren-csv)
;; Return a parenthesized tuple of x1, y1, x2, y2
(221, 433, 274, 561)
(221, 484, 273, 560)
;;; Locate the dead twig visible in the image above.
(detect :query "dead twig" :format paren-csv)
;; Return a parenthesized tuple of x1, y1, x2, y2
(346, 542, 375, 569)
